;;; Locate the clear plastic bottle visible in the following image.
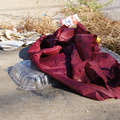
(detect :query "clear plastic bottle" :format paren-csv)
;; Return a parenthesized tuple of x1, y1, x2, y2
(8, 60, 53, 90)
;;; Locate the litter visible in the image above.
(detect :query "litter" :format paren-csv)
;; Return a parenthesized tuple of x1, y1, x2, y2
(8, 60, 53, 90)
(0, 29, 40, 50)
(100, 47, 120, 63)
(60, 14, 80, 27)
(28, 22, 120, 101)
(0, 41, 24, 50)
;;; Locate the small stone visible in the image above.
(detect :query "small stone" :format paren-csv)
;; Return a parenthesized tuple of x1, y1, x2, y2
(86, 110, 90, 113)
(51, 110, 54, 113)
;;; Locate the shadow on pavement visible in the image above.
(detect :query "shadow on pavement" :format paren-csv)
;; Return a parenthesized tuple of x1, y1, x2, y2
(19, 46, 30, 60)
(32, 79, 79, 100)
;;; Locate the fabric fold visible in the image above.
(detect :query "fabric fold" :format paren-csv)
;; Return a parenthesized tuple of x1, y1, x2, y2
(29, 23, 120, 101)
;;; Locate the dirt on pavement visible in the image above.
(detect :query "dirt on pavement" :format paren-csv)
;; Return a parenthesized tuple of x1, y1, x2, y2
(0, 0, 120, 120)
(0, 0, 68, 25)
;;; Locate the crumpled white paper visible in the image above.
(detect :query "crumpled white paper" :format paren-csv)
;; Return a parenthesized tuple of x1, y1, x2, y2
(0, 41, 24, 50)
(60, 14, 80, 27)
(0, 28, 41, 50)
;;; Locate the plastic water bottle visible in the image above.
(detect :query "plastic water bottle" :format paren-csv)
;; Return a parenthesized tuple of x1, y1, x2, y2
(8, 60, 53, 91)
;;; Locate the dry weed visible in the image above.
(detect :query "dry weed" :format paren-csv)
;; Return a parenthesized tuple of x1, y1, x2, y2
(0, 15, 59, 35)
(0, 5, 119, 54)
(17, 15, 59, 34)
(0, 22, 14, 30)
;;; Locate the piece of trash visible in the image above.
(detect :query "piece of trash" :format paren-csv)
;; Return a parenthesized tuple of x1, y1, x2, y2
(29, 23, 120, 101)
(21, 37, 37, 46)
(0, 41, 24, 50)
(0, 28, 41, 50)
(100, 47, 120, 63)
(0, 36, 8, 41)
(60, 14, 80, 27)
(7, 60, 54, 90)
(96, 37, 101, 43)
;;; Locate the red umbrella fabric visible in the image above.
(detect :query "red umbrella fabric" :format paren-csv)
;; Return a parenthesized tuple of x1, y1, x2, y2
(29, 23, 120, 101)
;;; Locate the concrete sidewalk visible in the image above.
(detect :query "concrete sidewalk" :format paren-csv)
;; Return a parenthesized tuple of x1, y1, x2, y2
(99, 0, 120, 20)
(0, 0, 119, 25)
(0, 0, 67, 25)
(0, 0, 120, 120)
(0, 47, 120, 120)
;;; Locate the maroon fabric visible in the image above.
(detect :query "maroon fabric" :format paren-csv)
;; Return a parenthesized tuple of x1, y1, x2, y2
(29, 23, 120, 101)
